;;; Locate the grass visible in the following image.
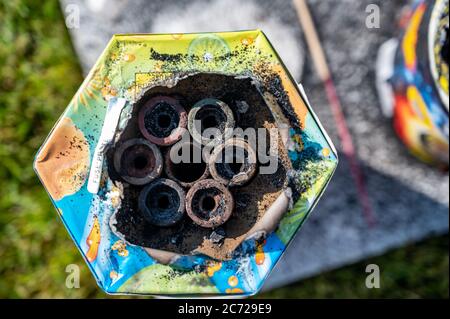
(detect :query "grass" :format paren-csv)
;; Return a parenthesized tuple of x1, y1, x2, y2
(258, 235, 449, 299)
(0, 0, 448, 299)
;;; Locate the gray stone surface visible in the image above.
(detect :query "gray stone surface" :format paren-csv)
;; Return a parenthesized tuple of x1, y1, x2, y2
(264, 0, 449, 290)
(60, 0, 449, 290)
(61, 0, 305, 80)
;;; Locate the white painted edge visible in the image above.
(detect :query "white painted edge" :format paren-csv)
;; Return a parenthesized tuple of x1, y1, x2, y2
(87, 97, 127, 194)
(375, 38, 398, 118)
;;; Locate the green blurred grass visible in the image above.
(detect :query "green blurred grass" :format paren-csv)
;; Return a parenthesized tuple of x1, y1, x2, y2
(258, 235, 449, 299)
(0, 0, 448, 299)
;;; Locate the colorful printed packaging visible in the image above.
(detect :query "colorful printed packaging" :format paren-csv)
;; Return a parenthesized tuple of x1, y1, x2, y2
(378, 0, 449, 167)
(34, 30, 337, 296)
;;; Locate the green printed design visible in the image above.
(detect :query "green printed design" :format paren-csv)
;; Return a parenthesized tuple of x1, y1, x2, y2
(118, 264, 219, 295)
(188, 34, 231, 71)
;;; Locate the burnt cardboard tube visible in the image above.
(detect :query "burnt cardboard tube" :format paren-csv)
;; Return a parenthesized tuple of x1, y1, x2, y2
(138, 178, 186, 227)
(209, 138, 257, 187)
(164, 140, 209, 188)
(113, 138, 163, 185)
(138, 96, 187, 146)
(187, 98, 235, 147)
(186, 179, 234, 228)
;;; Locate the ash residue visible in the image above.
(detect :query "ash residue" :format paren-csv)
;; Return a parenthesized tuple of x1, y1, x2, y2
(109, 73, 292, 260)
(267, 74, 302, 129)
(254, 62, 303, 130)
(150, 48, 185, 63)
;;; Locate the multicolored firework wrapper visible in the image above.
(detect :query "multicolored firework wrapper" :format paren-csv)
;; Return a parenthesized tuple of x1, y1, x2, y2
(34, 30, 337, 296)
(379, 0, 449, 167)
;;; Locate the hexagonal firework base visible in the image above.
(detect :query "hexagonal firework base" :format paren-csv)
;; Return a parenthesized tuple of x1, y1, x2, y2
(60, 0, 448, 291)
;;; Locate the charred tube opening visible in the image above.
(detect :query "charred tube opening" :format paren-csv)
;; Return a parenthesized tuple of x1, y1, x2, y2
(138, 96, 187, 146)
(165, 140, 209, 188)
(188, 98, 235, 147)
(209, 138, 257, 187)
(138, 178, 186, 227)
(186, 179, 234, 228)
(113, 138, 163, 185)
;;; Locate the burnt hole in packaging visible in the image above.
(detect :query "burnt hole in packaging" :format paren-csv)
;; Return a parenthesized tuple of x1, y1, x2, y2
(110, 73, 291, 260)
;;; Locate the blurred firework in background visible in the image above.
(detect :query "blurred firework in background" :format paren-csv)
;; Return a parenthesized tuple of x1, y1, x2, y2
(377, 0, 449, 168)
